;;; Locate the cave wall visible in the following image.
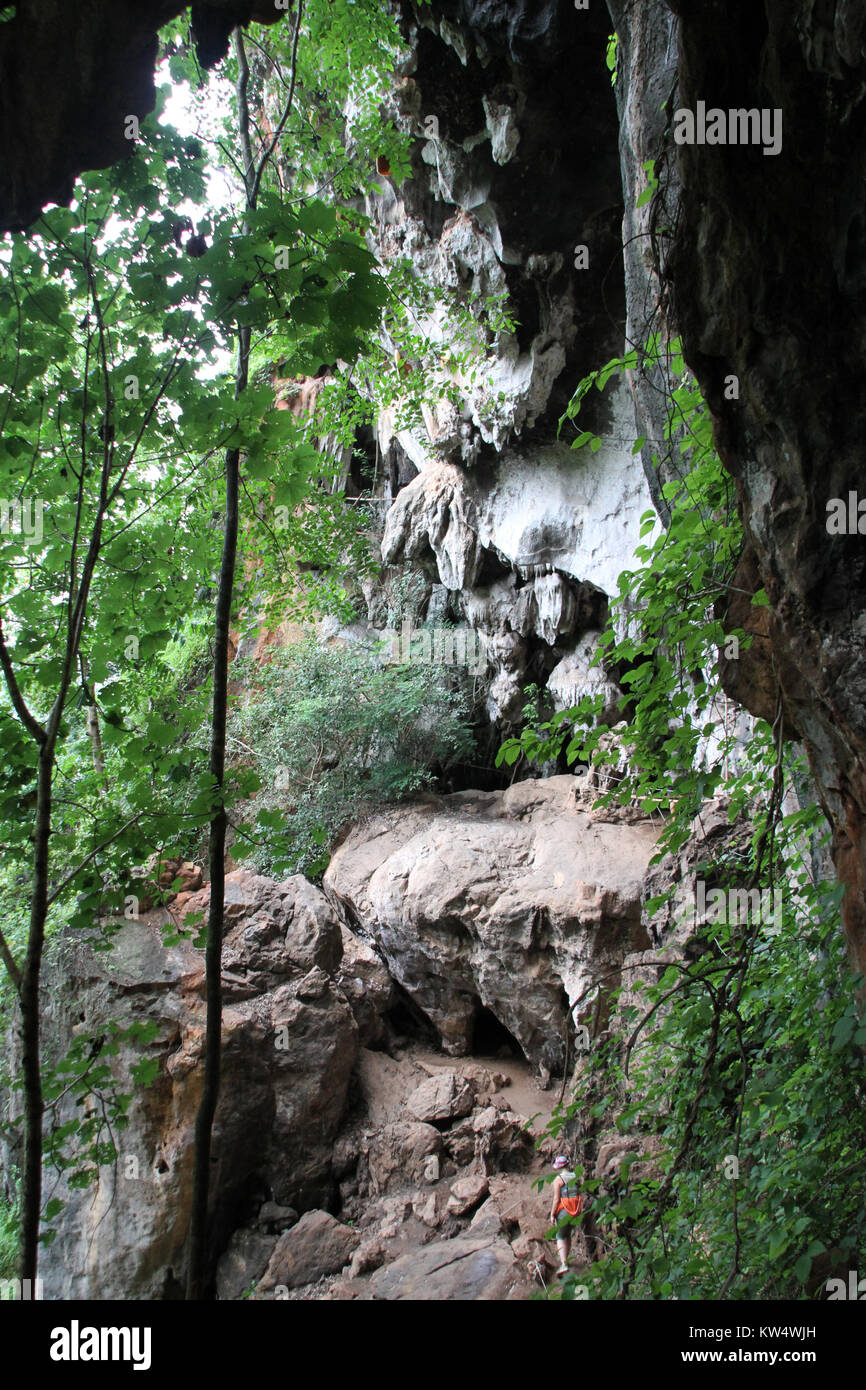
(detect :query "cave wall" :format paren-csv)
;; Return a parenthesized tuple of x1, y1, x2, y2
(0, 1, 285, 232)
(661, 0, 866, 974)
(339, 0, 661, 731)
(606, 0, 679, 520)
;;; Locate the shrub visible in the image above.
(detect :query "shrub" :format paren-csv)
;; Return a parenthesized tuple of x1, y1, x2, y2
(229, 637, 477, 877)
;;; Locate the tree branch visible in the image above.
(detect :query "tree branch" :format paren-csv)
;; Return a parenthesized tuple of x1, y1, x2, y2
(0, 619, 46, 745)
(250, 0, 304, 209)
(0, 924, 22, 995)
(45, 813, 142, 909)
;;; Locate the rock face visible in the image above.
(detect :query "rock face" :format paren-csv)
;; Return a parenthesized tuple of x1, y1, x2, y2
(607, 0, 680, 520)
(653, 0, 866, 977)
(8, 0, 865, 1304)
(325, 776, 658, 1070)
(338, 0, 661, 729)
(16, 864, 565, 1301)
(259, 1210, 360, 1291)
(31, 870, 362, 1300)
(0, 2, 287, 233)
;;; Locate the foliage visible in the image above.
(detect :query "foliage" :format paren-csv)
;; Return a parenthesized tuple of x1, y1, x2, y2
(381, 569, 429, 627)
(500, 334, 748, 857)
(503, 335, 865, 1299)
(606, 32, 619, 88)
(0, 3, 409, 940)
(0, 0, 428, 1274)
(36, 1018, 162, 1241)
(0, 1186, 17, 1279)
(552, 791, 866, 1300)
(355, 267, 518, 447)
(228, 638, 476, 877)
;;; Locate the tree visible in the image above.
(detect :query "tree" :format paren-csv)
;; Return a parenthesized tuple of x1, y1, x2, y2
(0, 19, 389, 1278)
(0, 0, 446, 1293)
(0, 117, 230, 1278)
(154, 4, 399, 1297)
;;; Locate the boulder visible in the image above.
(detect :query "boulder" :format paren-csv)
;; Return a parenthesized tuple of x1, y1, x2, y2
(178, 870, 343, 987)
(325, 777, 657, 1070)
(348, 1239, 388, 1278)
(447, 1171, 489, 1216)
(216, 1229, 277, 1301)
(357, 1121, 442, 1196)
(255, 1202, 299, 1234)
(260, 1210, 360, 1291)
(444, 1105, 533, 1173)
(363, 1231, 527, 1301)
(28, 871, 361, 1300)
(406, 1071, 474, 1124)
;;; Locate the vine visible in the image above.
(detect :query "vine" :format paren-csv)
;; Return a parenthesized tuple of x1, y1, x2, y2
(502, 337, 866, 1300)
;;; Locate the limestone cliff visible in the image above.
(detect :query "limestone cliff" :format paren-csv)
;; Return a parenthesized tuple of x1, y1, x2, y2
(663, 1, 866, 979)
(320, 0, 662, 733)
(1, 0, 864, 1304)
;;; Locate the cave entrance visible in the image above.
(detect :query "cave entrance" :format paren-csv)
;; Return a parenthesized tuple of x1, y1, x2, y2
(384, 983, 441, 1049)
(471, 1004, 523, 1062)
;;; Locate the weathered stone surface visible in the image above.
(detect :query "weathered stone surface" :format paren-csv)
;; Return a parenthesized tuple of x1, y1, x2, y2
(179, 870, 343, 988)
(351, 0, 659, 734)
(325, 777, 657, 1069)
(260, 1210, 360, 1291)
(547, 631, 622, 720)
(662, 1, 866, 976)
(348, 1238, 388, 1278)
(475, 417, 658, 599)
(336, 925, 394, 1046)
(381, 461, 482, 591)
(406, 1071, 475, 1124)
(607, 0, 680, 520)
(216, 1228, 277, 1302)
(255, 1201, 299, 1234)
(27, 871, 361, 1300)
(447, 1171, 489, 1215)
(357, 1122, 443, 1196)
(362, 1229, 526, 1300)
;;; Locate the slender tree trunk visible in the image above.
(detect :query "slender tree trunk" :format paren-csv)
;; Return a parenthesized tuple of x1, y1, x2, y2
(18, 746, 53, 1281)
(185, 325, 250, 1298)
(85, 705, 105, 779)
(184, 14, 298, 1301)
(184, 451, 239, 1298)
(80, 656, 106, 782)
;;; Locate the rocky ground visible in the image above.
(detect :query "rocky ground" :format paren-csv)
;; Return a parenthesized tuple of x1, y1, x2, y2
(17, 853, 607, 1301)
(226, 1044, 570, 1301)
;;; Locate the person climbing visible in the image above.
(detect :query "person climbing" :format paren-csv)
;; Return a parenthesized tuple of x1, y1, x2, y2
(549, 1155, 582, 1275)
